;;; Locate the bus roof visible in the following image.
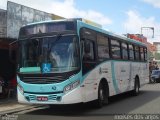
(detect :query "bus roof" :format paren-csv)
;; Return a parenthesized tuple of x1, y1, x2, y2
(77, 20, 146, 47)
(23, 19, 74, 26)
(22, 19, 146, 47)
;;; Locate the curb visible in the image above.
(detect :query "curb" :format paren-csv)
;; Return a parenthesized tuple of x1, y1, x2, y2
(0, 98, 17, 104)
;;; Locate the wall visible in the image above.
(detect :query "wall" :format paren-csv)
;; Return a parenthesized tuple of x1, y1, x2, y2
(7, 1, 53, 39)
(0, 9, 7, 38)
(7, 1, 64, 39)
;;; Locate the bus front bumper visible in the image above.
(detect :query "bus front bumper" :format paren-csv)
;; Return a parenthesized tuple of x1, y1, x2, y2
(17, 86, 84, 105)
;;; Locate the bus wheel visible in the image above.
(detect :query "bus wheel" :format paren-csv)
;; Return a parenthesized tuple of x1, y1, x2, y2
(94, 82, 108, 108)
(132, 77, 140, 96)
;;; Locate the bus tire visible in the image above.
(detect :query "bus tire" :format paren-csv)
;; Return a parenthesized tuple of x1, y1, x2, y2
(132, 77, 140, 96)
(94, 82, 109, 108)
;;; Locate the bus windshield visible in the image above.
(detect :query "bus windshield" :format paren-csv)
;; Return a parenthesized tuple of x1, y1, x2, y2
(19, 35, 80, 73)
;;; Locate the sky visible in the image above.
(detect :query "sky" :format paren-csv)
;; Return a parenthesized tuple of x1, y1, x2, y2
(0, 0, 160, 43)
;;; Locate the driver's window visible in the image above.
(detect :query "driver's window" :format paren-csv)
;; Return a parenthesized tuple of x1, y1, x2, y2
(83, 40, 95, 61)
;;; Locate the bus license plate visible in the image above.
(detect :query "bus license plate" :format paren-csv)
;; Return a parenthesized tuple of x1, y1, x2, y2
(37, 96, 48, 101)
(0, 86, 2, 93)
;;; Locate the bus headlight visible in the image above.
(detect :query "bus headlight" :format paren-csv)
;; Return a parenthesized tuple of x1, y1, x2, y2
(64, 80, 80, 93)
(17, 83, 24, 95)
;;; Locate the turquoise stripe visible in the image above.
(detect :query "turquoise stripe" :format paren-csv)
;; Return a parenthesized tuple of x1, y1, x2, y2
(111, 61, 119, 94)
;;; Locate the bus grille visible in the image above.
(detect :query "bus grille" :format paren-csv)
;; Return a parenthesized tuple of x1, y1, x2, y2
(20, 76, 65, 84)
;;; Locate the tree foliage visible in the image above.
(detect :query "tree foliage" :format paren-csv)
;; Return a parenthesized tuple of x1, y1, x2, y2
(148, 51, 154, 60)
(154, 52, 160, 60)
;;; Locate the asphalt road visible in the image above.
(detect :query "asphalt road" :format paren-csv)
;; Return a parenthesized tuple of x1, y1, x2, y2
(13, 83, 160, 120)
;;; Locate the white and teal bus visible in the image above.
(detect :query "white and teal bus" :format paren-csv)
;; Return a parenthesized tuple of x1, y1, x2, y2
(17, 18, 149, 107)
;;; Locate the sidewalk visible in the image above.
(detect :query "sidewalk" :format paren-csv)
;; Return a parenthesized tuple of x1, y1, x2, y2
(0, 98, 41, 114)
(0, 97, 16, 104)
(0, 98, 24, 114)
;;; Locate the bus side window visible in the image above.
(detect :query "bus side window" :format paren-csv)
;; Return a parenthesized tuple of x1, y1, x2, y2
(144, 48, 147, 61)
(129, 44, 134, 60)
(140, 47, 144, 61)
(97, 34, 110, 61)
(111, 39, 121, 59)
(135, 46, 140, 61)
(122, 42, 128, 60)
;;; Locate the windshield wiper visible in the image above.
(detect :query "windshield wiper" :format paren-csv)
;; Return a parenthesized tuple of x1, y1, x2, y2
(48, 34, 62, 54)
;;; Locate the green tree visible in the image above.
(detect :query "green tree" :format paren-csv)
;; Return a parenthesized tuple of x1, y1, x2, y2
(154, 52, 160, 60)
(148, 51, 154, 60)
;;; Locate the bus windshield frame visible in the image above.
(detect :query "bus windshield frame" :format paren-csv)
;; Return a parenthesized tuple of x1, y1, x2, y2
(18, 33, 81, 74)
(19, 21, 76, 39)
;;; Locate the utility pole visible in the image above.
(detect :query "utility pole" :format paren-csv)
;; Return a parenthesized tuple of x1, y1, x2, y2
(141, 27, 154, 38)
